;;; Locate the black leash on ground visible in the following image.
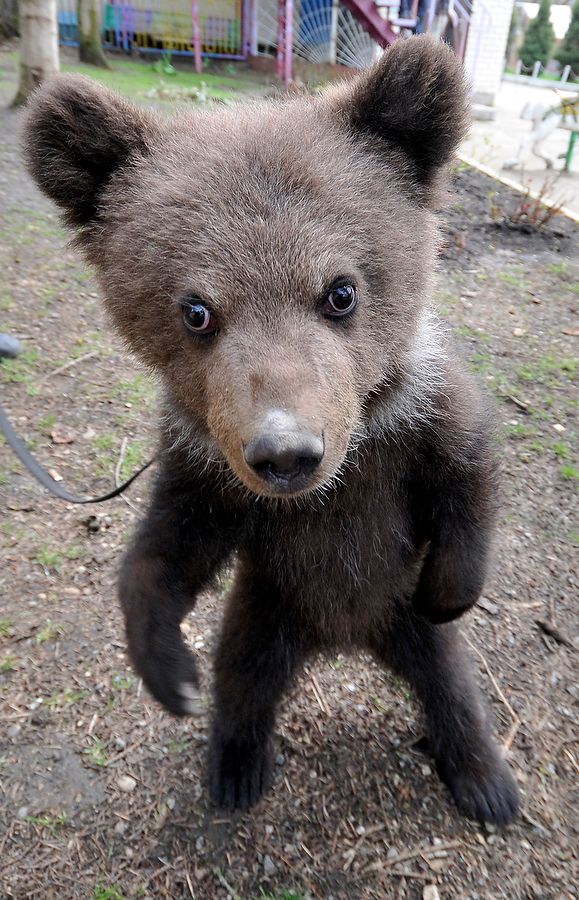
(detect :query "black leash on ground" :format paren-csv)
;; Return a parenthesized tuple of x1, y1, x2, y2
(0, 402, 155, 504)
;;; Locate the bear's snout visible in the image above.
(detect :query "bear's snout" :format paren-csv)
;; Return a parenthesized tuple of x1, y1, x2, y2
(243, 410, 324, 494)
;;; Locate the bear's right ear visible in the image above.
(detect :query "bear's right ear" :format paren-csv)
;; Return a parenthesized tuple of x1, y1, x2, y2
(23, 74, 158, 228)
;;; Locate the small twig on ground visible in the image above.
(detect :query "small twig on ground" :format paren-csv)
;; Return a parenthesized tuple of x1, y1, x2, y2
(381, 839, 463, 869)
(535, 619, 574, 649)
(563, 747, 579, 778)
(106, 734, 148, 767)
(310, 673, 330, 715)
(343, 823, 387, 871)
(272, 851, 323, 898)
(464, 636, 521, 750)
(87, 713, 98, 736)
(502, 719, 521, 753)
(501, 393, 529, 412)
(43, 351, 98, 381)
(115, 436, 140, 513)
(213, 867, 242, 900)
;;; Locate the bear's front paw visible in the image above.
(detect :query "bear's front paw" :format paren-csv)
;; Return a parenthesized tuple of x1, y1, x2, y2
(208, 727, 273, 812)
(413, 598, 473, 624)
(438, 753, 519, 826)
(127, 621, 203, 717)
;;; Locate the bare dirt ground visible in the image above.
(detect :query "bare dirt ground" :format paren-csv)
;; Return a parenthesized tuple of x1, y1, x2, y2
(1, 54, 578, 900)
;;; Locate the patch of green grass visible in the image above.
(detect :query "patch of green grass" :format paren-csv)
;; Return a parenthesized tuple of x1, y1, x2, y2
(569, 282, 579, 294)
(93, 433, 115, 452)
(0, 292, 13, 311)
(0, 522, 26, 541)
(45, 689, 88, 709)
(516, 355, 577, 385)
(257, 891, 304, 900)
(0, 350, 39, 384)
(119, 439, 148, 482)
(166, 736, 191, 754)
(527, 440, 544, 454)
(372, 696, 390, 712)
(117, 372, 156, 406)
(111, 672, 136, 692)
(61, 55, 267, 104)
(0, 470, 9, 486)
(24, 811, 69, 832)
(0, 653, 15, 672)
(567, 531, 579, 546)
(91, 432, 117, 476)
(497, 270, 527, 290)
(552, 441, 571, 460)
(469, 352, 494, 376)
(93, 887, 125, 900)
(37, 413, 57, 434)
(0, 618, 13, 638)
(454, 324, 491, 344)
(36, 620, 65, 645)
(103, 695, 119, 714)
(83, 736, 108, 767)
(547, 261, 568, 276)
(36, 543, 83, 573)
(503, 422, 536, 441)
(560, 465, 579, 482)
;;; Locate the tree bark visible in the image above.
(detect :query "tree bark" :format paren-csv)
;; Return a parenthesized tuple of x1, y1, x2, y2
(12, 0, 59, 107)
(77, 0, 109, 68)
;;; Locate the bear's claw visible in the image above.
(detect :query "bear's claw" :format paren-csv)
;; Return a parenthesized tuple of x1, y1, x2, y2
(178, 682, 206, 717)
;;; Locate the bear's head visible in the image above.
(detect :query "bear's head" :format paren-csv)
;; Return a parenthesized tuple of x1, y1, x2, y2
(24, 37, 467, 499)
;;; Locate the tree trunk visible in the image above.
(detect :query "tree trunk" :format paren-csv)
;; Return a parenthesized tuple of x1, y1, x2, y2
(77, 0, 109, 68)
(0, 0, 20, 38)
(12, 0, 59, 107)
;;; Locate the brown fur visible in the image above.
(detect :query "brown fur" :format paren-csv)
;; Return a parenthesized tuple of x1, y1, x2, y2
(23, 37, 519, 825)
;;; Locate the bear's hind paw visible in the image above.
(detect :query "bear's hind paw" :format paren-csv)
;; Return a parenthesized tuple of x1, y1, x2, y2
(209, 730, 273, 812)
(442, 756, 519, 827)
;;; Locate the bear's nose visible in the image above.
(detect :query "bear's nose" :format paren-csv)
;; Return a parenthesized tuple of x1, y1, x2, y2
(243, 431, 324, 485)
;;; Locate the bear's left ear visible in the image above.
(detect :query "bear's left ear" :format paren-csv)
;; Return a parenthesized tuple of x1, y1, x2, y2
(327, 36, 469, 205)
(23, 74, 159, 229)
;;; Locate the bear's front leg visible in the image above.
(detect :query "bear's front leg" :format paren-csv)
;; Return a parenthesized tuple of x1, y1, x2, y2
(119, 458, 238, 716)
(209, 563, 304, 811)
(375, 606, 519, 826)
(412, 414, 498, 624)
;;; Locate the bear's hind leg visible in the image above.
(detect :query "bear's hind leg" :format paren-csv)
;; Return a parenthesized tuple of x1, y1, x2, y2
(209, 566, 304, 812)
(375, 606, 519, 826)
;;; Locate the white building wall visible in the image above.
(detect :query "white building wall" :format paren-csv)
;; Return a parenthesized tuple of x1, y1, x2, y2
(464, 0, 515, 105)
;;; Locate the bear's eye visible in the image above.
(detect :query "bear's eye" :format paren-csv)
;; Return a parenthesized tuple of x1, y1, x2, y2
(181, 301, 218, 336)
(323, 283, 357, 318)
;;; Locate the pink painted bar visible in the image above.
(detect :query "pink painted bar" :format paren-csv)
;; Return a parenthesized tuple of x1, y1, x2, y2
(276, 0, 285, 81)
(284, 0, 293, 84)
(191, 0, 203, 72)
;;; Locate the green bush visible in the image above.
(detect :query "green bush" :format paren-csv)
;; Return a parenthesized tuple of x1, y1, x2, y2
(520, 0, 555, 68)
(556, 0, 579, 75)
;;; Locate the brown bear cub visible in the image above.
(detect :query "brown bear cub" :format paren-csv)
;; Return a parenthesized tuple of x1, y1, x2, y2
(24, 36, 519, 825)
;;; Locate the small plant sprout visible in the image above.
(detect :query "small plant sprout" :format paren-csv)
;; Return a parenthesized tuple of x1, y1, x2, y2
(83, 737, 109, 767)
(35, 620, 65, 644)
(24, 811, 69, 832)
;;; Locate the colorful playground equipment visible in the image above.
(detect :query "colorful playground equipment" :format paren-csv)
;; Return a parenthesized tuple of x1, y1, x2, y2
(56, 0, 486, 82)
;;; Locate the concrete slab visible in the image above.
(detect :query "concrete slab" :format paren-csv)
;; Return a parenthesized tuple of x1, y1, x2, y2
(461, 79, 579, 218)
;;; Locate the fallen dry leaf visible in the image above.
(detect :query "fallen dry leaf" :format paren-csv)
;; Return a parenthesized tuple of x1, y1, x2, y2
(50, 424, 76, 444)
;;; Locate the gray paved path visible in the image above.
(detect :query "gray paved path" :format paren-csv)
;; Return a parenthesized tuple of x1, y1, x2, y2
(462, 79, 579, 219)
